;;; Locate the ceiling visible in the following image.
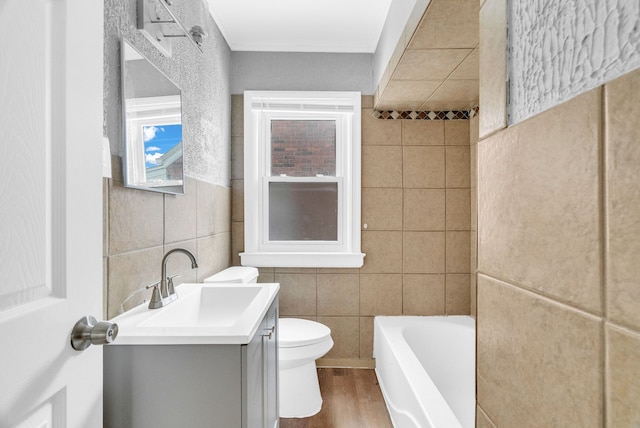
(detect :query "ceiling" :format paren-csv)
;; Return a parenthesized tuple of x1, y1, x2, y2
(207, 0, 393, 53)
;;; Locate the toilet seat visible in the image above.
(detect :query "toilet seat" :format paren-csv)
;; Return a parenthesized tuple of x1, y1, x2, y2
(279, 318, 331, 348)
(279, 318, 334, 371)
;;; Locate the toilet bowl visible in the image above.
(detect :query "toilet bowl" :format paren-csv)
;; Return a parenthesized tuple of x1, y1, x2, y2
(278, 318, 333, 417)
(204, 267, 333, 418)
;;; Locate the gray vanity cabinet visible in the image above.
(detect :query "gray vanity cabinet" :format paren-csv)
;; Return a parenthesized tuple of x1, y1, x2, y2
(104, 296, 279, 428)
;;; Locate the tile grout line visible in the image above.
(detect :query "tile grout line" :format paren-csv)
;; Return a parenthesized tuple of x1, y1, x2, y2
(400, 121, 405, 317)
(477, 271, 604, 321)
(444, 128, 448, 315)
(600, 84, 609, 428)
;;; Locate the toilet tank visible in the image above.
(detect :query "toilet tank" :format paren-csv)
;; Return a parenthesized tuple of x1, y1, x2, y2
(204, 266, 259, 283)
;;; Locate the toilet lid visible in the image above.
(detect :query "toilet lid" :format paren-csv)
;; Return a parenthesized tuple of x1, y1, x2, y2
(279, 318, 331, 348)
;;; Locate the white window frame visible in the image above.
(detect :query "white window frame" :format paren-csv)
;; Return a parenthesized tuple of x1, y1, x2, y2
(241, 91, 365, 268)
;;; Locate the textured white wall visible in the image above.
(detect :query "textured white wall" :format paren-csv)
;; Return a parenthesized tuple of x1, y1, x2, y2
(104, 0, 231, 186)
(509, 0, 640, 124)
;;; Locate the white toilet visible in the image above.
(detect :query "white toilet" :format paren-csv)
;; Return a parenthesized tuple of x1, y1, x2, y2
(204, 266, 334, 418)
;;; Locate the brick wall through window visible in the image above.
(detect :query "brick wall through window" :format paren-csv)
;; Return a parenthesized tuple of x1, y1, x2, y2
(270, 120, 336, 176)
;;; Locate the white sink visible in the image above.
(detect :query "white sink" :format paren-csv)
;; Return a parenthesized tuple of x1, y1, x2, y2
(141, 286, 263, 328)
(110, 283, 279, 345)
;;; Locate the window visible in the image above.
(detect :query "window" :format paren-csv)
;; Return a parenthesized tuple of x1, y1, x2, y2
(241, 91, 365, 267)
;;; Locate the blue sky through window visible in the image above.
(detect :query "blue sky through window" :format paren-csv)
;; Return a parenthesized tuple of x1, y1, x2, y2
(143, 124, 182, 168)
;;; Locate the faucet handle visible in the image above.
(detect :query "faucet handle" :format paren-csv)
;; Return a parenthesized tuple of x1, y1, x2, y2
(145, 281, 161, 290)
(146, 282, 164, 309)
(167, 274, 180, 296)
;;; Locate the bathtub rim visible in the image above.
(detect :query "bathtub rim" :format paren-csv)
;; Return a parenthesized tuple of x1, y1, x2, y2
(374, 315, 475, 428)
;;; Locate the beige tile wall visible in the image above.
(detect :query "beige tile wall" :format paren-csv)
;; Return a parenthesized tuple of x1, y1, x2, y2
(477, 8, 640, 423)
(478, 0, 506, 138)
(231, 94, 472, 365)
(374, 0, 479, 112)
(103, 175, 231, 319)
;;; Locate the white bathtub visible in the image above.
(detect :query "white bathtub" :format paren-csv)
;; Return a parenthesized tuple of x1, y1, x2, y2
(374, 316, 475, 428)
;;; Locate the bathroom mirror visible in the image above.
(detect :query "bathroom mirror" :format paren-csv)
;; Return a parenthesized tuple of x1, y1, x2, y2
(121, 39, 184, 194)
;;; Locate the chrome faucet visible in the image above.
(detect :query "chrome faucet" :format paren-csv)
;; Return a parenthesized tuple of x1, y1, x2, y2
(148, 248, 198, 309)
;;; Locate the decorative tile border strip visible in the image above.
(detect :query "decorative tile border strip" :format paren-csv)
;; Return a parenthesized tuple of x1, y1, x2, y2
(373, 106, 479, 120)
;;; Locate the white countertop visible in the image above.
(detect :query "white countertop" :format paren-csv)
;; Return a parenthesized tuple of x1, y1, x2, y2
(109, 282, 279, 345)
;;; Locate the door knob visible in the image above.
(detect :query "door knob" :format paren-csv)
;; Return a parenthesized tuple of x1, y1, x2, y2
(70, 315, 119, 351)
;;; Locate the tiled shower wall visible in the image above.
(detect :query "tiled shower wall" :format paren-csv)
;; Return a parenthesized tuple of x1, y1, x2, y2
(476, 67, 640, 428)
(231, 95, 472, 365)
(102, 0, 232, 319)
(477, 0, 640, 424)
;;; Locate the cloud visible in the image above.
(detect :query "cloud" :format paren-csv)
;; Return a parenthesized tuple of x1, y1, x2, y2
(143, 126, 165, 142)
(146, 152, 163, 165)
(146, 146, 161, 152)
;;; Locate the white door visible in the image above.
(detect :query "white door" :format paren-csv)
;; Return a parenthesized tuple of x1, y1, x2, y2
(0, 0, 105, 427)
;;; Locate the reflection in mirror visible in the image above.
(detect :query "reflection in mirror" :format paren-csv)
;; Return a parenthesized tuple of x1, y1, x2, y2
(121, 39, 184, 194)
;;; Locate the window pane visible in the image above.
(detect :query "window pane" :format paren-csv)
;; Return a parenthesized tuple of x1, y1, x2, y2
(269, 182, 338, 241)
(271, 120, 336, 177)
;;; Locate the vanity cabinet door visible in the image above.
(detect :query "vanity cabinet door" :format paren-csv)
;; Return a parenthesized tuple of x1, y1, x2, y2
(242, 295, 279, 428)
(243, 321, 265, 428)
(264, 298, 279, 428)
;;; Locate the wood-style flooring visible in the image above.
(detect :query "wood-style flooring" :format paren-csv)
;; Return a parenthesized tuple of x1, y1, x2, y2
(279, 368, 393, 428)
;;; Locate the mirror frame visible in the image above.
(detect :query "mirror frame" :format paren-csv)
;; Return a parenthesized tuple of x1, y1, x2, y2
(121, 38, 185, 195)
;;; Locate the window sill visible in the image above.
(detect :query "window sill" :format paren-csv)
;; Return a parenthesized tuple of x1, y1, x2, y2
(240, 252, 365, 268)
